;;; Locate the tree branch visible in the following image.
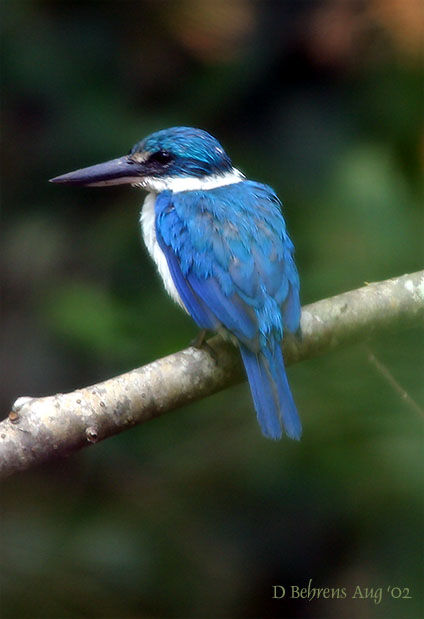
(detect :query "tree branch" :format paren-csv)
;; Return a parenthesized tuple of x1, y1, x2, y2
(2, 271, 423, 478)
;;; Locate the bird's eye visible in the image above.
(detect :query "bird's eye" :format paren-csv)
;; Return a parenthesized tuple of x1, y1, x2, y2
(150, 150, 173, 165)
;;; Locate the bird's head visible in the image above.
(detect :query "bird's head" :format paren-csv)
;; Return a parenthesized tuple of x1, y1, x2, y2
(50, 127, 241, 193)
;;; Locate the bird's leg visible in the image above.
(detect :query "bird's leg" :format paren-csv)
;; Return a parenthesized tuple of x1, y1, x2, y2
(294, 326, 303, 343)
(191, 329, 208, 349)
(190, 329, 218, 363)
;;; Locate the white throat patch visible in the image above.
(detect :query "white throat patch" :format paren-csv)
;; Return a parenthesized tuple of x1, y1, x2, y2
(134, 167, 244, 194)
(140, 193, 187, 311)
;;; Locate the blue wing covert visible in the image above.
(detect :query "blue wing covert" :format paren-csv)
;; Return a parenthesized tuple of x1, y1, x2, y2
(154, 181, 302, 440)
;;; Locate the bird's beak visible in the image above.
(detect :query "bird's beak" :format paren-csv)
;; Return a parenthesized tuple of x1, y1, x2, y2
(49, 156, 145, 187)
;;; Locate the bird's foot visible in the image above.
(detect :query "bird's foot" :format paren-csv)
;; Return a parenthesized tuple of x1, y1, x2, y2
(190, 329, 208, 349)
(190, 329, 218, 363)
(294, 326, 303, 343)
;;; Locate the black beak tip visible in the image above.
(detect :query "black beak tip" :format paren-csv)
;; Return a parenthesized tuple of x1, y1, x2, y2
(49, 174, 70, 184)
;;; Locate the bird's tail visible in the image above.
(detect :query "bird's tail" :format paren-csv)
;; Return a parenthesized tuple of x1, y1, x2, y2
(239, 343, 302, 440)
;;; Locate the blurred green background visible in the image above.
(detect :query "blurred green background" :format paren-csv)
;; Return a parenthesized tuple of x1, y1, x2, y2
(2, 1, 423, 618)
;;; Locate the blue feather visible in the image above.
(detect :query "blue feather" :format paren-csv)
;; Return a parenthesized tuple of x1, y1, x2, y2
(239, 343, 301, 440)
(160, 244, 218, 331)
(155, 182, 301, 440)
(239, 345, 283, 439)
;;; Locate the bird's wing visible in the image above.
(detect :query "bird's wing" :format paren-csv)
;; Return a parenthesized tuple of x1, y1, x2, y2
(154, 182, 300, 350)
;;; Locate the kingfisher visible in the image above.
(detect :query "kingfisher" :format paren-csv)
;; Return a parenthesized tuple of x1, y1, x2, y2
(50, 127, 302, 440)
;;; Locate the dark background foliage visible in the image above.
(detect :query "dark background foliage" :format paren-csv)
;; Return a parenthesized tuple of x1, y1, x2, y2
(1, 1, 423, 618)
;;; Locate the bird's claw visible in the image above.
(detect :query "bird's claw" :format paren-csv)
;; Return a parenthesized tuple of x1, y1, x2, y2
(190, 330, 218, 363)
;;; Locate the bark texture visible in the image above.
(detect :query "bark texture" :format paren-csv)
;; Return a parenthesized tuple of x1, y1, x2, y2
(1, 270, 423, 478)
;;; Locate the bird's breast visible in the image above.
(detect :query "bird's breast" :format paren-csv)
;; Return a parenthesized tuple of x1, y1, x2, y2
(140, 193, 187, 311)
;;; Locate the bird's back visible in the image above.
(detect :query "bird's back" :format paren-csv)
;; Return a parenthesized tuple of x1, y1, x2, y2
(155, 180, 301, 347)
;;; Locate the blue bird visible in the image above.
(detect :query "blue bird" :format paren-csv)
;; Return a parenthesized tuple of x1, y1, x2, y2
(50, 127, 302, 440)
